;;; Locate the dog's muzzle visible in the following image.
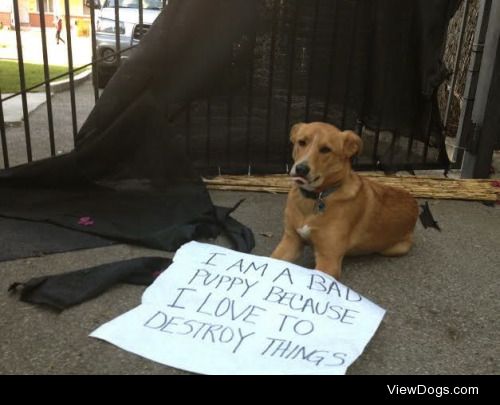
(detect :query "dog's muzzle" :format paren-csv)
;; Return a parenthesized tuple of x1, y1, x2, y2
(294, 163, 310, 177)
(290, 162, 309, 186)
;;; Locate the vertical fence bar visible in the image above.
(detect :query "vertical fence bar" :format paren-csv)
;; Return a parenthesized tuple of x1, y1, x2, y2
(245, 28, 257, 171)
(226, 96, 233, 169)
(373, 79, 389, 167)
(406, 126, 416, 159)
(0, 91, 9, 168)
(305, 0, 320, 122)
(265, 0, 278, 164)
(226, 47, 234, 169)
(373, 87, 391, 168)
(388, 130, 398, 166)
(114, 0, 121, 60)
(12, 0, 32, 162)
(283, 0, 300, 166)
(185, 102, 191, 155)
(371, 2, 393, 168)
(322, 0, 339, 121)
(357, 0, 377, 135)
(64, 0, 78, 140)
(206, 98, 212, 169)
(340, 0, 360, 130)
(139, 0, 144, 31)
(89, 0, 99, 102)
(352, 119, 363, 167)
(355, 119, 363, 135)
(38, 0, 56, 156)
(372, 129, 381, 164)
(422, 103, 434, 163)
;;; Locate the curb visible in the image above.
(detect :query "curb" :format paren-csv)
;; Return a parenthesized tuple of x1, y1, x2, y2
(50, 69, 92, 93)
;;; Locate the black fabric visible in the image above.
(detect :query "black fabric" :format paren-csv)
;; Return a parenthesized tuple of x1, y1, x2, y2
(214, 201, 256, 254)
(0, 0, 456, 258)
(8, 257, 172, 311)
(0, 0, 256, 259)
(419, 202, 441, 231)
(0, 184, 229, 251)
(161, 0, 460, 174)
(0, 217, 114, 262)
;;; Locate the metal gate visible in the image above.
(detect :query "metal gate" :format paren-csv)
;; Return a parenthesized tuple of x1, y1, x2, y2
(1, 0, 496, 177)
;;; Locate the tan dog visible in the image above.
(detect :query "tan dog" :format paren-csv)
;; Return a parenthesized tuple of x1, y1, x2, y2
(271, 122, 419, 279)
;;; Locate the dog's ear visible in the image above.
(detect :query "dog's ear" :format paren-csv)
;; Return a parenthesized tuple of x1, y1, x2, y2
(290, 123, 305, 144)
(343, 130, 363, 157)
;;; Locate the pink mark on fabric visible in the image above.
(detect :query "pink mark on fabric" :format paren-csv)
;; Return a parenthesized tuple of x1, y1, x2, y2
(78, 216, 94, 226)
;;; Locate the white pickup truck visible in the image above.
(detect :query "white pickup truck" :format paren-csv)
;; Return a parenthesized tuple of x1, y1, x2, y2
(92, 0, 165, 87)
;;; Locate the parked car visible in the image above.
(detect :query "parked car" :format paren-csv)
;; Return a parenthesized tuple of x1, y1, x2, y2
(91, 0, 165, 88)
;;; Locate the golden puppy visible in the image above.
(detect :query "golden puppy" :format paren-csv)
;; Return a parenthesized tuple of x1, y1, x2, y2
(271, 122, 419, 279)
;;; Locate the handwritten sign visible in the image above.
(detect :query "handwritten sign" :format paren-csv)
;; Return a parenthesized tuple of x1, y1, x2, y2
(91, 242, 385, 374)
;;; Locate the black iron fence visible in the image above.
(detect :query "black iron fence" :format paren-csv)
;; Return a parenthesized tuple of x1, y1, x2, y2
(0, 0, 489, 176)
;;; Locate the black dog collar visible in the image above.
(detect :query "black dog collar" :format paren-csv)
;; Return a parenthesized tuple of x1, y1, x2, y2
(299, 183, 342, 213)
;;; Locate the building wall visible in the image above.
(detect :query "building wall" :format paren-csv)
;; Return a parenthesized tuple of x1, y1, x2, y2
(0, 0, 9, 27)
(0, 0, 89, 27)
(29, 11, 54, 27)
(24, 0, 89, 26)
(28, 0, 86, 17)
(0, 11, 10, 26)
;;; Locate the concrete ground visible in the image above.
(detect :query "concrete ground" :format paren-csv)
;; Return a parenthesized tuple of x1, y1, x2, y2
(0, 26, 92, 67)
(0, 78, 499, 375)
(2, 68, 92, 125)
(2, 93, 49, 124)
(0, 71, 95, 168)
(0, 191, 498, 375)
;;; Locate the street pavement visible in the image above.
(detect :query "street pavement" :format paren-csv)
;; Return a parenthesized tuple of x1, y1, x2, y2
(0, 72, 95, 167)
(0, 191, 498, 374)
(0, 26, 92, 67)
(1, 92, 48, 123)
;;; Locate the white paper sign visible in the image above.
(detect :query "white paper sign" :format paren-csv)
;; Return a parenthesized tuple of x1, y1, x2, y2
(91, 241, 385, 375)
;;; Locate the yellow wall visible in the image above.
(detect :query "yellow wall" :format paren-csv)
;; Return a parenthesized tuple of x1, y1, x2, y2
(28, 0, 85, 16)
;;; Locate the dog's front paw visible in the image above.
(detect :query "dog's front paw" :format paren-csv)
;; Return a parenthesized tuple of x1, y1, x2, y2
(314, 259, 342, 280)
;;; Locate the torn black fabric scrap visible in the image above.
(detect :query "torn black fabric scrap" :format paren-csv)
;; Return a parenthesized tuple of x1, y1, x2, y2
(419, 202, 441, 231)
(215, 201, 255, 254)
(8, 257, 172, 311)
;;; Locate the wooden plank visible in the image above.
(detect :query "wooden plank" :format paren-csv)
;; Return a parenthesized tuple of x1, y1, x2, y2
(204, 174, 499, 201)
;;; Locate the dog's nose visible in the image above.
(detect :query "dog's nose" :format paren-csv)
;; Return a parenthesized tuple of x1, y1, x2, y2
(295, 163, 310, 177)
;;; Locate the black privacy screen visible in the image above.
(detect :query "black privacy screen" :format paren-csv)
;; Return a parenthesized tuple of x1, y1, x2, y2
(163, 0, 459, 174)
(0, 0, 458, 259)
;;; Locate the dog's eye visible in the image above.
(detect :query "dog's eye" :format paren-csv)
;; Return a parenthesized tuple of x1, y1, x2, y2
(298, 140, 307, 147)
(319, 146, 332, 154)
